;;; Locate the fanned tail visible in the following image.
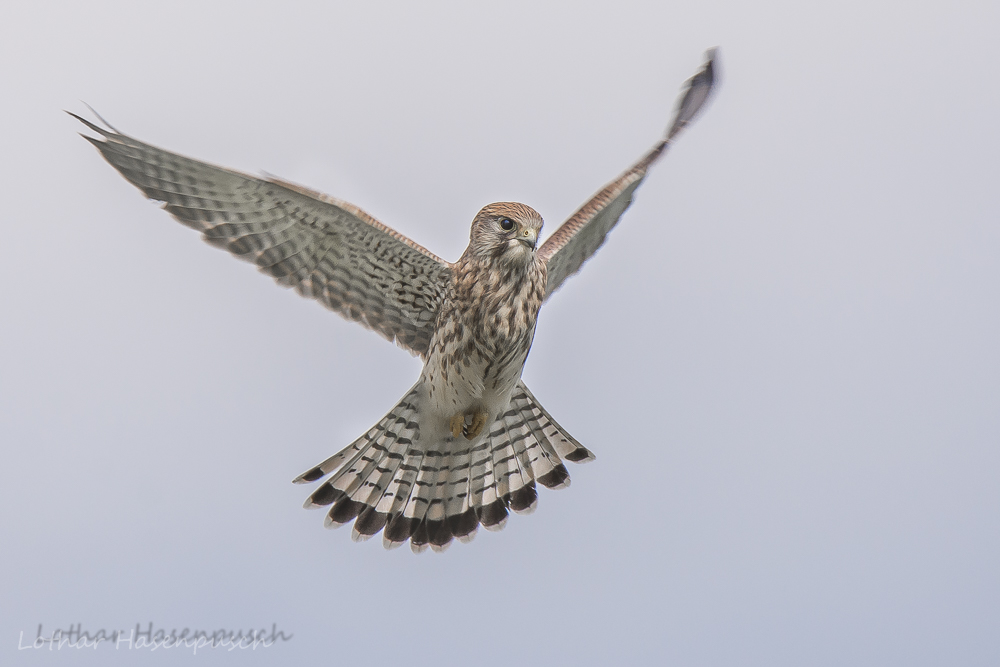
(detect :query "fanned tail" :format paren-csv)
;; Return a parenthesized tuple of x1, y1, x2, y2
(295, 381, 594, 551)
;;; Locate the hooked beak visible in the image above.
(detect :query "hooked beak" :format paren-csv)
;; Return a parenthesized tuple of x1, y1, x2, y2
(518, 228, 538, 250)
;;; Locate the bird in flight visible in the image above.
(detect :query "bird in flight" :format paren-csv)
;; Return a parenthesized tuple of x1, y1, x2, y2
(73, 49, 718, 552)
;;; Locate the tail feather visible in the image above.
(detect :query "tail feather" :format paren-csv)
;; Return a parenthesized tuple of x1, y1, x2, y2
(442, 442, 479, 544)
(497, 415, 539, 514)
(489, 419, 520, 504)
(424, 464, 456, 553)
(352, 429, 418, 541)
(415, 450, 451, 552)
(301, 387, 421, 530)
(294, 436, 368, 484)
(326, 432, 393, 528)
(517, 383, 596, 463)
(293, 389, 421, 485)
(350, 429, 413, 541)
(469, 438, 503, 531)
(507, 392, 571, 489)
(326, 434, 399, 529)
(380, 447, 426, 549)
(296, 380, 593, 550)
(397, 450, 443, 553)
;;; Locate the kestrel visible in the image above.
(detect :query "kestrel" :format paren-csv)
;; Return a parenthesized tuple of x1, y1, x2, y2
(74, 49, 718, 552)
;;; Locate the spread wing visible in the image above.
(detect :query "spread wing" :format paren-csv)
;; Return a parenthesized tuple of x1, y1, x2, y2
(72, 113, 452, 357)
(539, 48, 718, 300)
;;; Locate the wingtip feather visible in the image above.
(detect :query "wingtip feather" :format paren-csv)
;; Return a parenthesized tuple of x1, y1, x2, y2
(67, 109, 113, 138)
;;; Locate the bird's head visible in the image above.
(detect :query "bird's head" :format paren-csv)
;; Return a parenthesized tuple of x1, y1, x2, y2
(467, 202, 543, 264)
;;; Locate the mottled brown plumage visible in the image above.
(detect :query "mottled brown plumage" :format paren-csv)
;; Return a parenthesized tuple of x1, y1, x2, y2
(74, 49, 718, 551)
(425, 203, 547, 439)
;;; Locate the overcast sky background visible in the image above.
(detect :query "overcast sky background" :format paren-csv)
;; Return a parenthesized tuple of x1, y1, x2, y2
(2, 1, 998, 664)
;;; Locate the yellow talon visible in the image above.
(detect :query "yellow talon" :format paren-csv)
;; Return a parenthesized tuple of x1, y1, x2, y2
(450, 413, 464, 439)
(465, 411, 489, 440)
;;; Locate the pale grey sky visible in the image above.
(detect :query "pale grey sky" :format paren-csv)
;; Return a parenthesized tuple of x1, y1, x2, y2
(2, 1, 999, 665)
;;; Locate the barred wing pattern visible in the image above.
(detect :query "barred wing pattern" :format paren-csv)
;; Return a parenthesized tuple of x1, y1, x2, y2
(73, 114, 452, 357)
(294, 381, 594, 552)
(539, 48, 717, 300)
(539, 142, 668, 300)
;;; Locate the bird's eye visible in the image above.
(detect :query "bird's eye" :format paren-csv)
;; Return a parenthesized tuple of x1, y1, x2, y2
(499, 218, 515, 231)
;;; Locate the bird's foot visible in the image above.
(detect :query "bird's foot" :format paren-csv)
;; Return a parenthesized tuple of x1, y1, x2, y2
(449, 410, 490, 440)
(465, 410, 489, 440)
(450, 413, 465, 439)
